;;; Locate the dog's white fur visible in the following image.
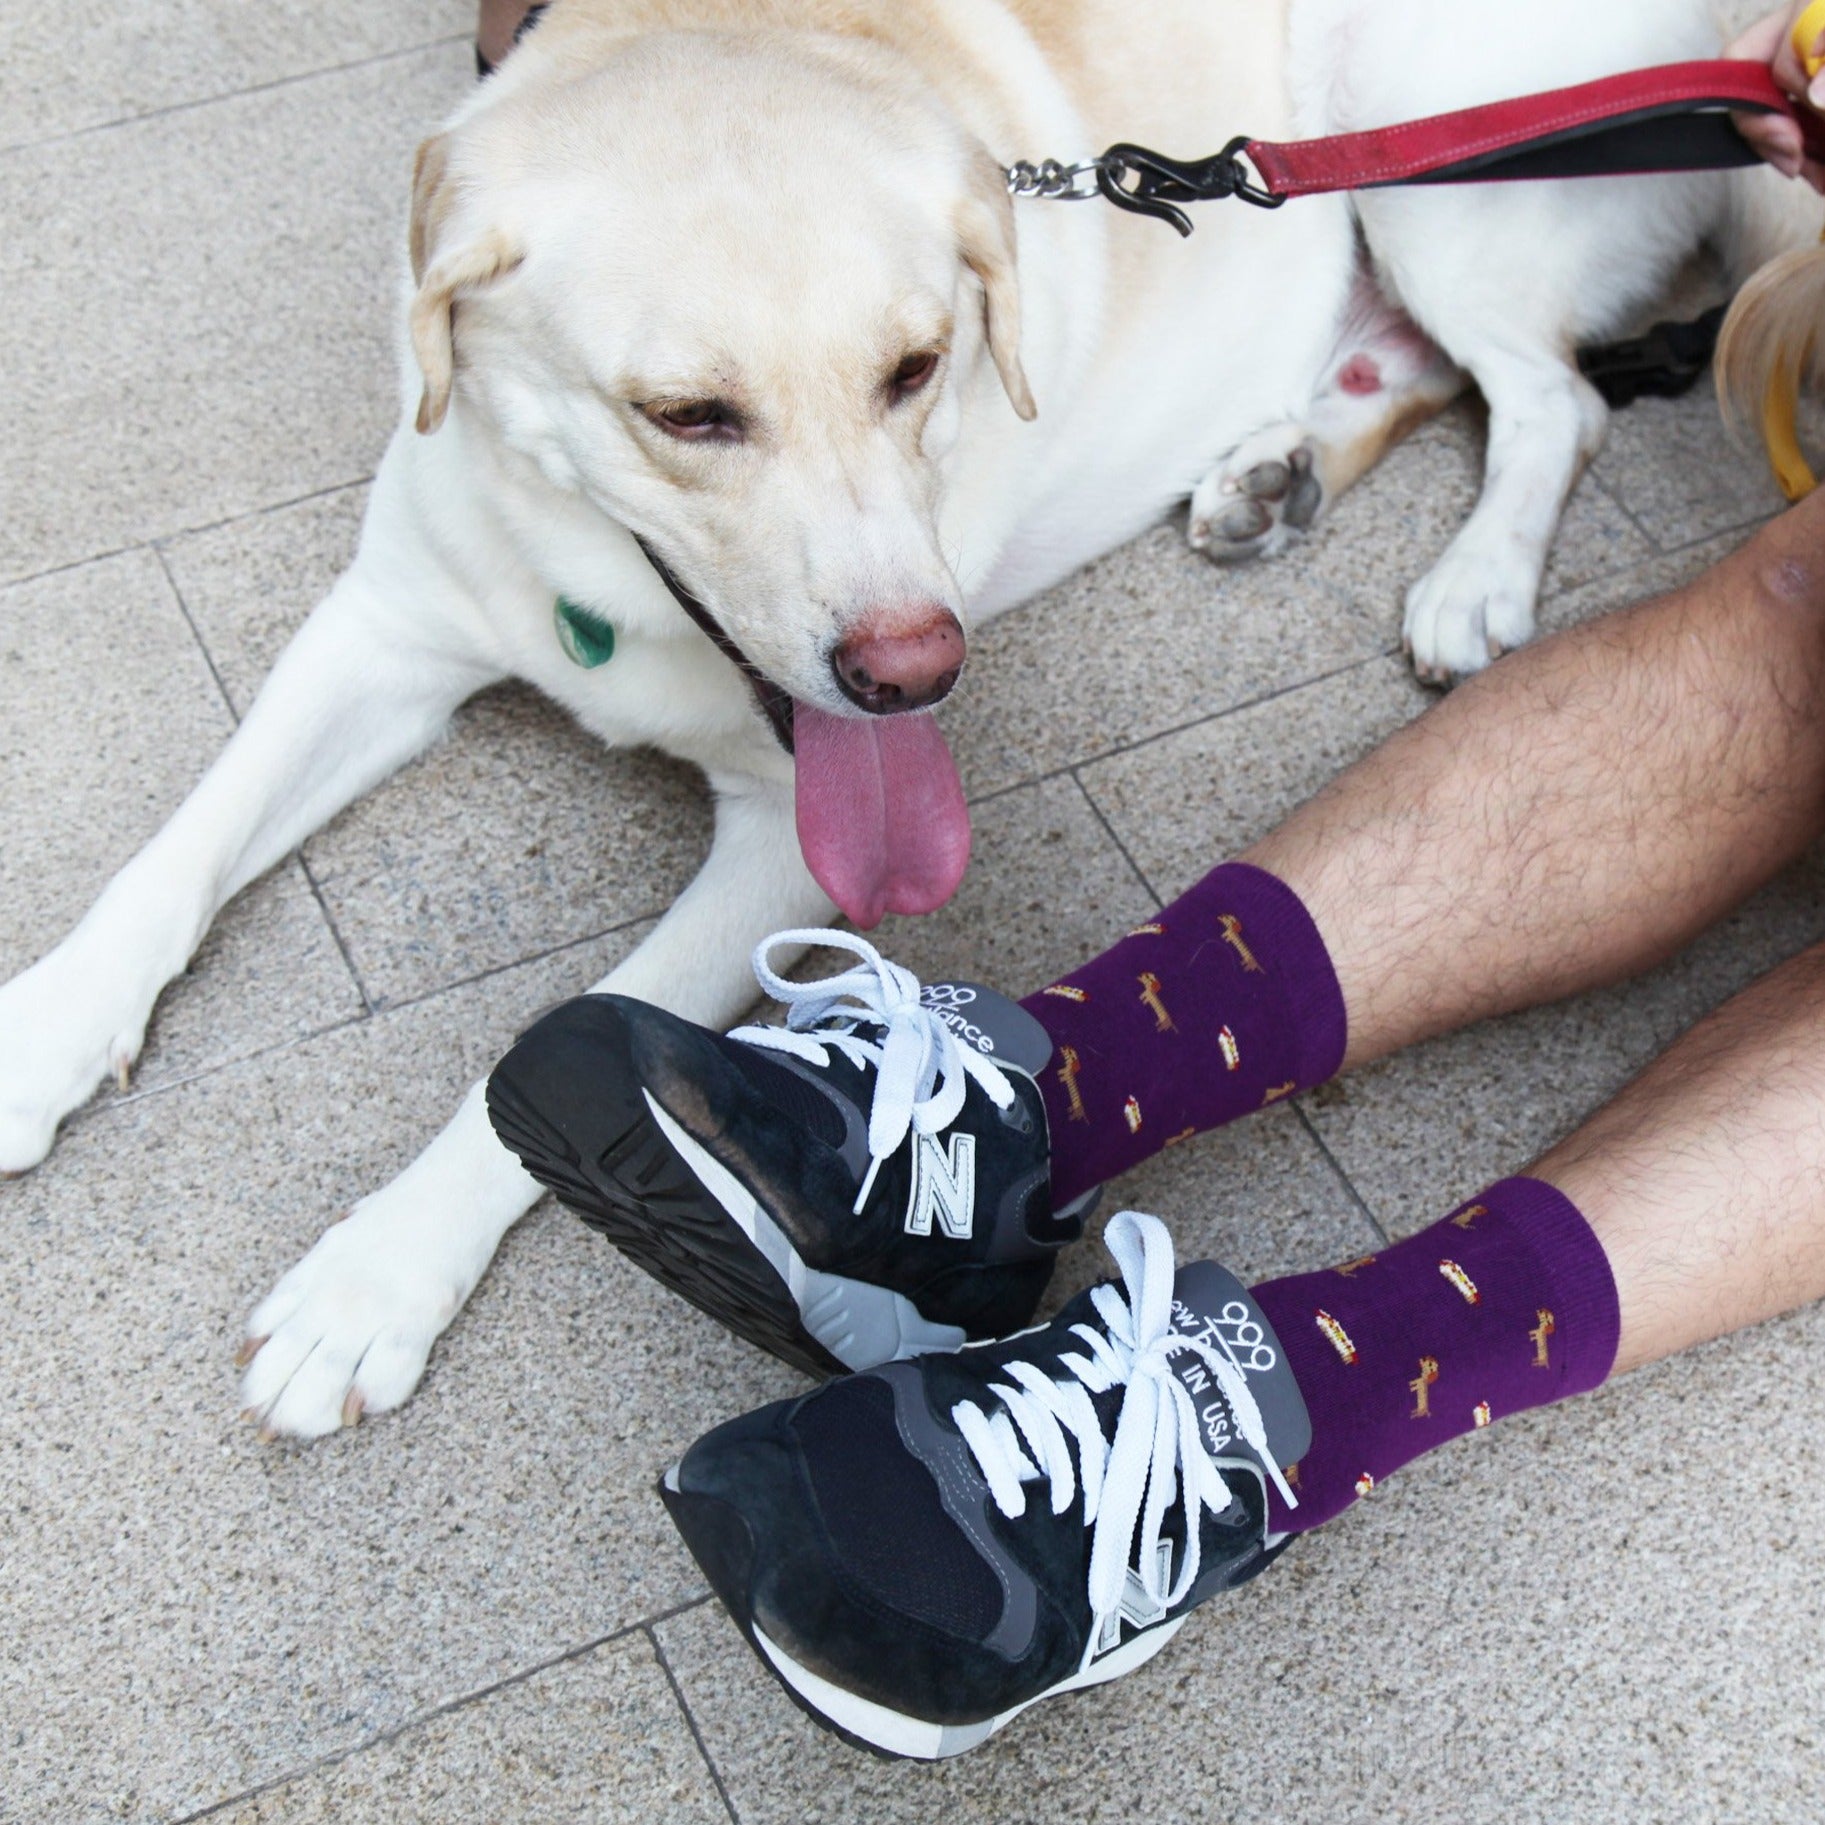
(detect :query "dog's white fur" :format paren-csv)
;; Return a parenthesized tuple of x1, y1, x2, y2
(0, 0, 1809, 1436)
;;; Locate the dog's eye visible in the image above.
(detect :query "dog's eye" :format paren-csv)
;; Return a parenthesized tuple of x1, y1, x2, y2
(646, 399, 741, 441)
(889, 351, 940, 401)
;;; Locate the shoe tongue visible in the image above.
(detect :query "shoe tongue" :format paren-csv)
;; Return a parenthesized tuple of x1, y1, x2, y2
(912, 981, 1053, 1077)
(793, 704, 971, 929)
(1168, 1263, 1312, 1481)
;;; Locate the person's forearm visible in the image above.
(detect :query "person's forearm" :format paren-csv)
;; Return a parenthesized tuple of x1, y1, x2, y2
(1247, 487, 1825, 1068)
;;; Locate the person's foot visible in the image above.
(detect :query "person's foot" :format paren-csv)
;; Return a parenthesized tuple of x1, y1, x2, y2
(486, 932, 1087, 1377)
(658, 1209, 1311, 1759)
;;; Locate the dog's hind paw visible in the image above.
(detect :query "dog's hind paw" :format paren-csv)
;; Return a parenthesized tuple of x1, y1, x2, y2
(240, 1192, 464, 1440)
(1189, 429, 1324, 564)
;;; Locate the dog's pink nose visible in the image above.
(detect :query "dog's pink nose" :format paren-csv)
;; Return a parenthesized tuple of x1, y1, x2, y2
(831, 610, 965, 714)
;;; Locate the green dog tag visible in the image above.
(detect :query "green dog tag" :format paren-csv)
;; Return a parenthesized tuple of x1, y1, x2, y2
(554, 596, 617, 669)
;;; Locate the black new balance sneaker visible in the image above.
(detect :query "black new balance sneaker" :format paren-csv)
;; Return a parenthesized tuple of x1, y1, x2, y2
(486, 931, 1087, 1378)
(659, 1210, 1312, 1759)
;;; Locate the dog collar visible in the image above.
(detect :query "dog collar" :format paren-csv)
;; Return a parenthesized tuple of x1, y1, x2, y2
(554, 595, 617, 668)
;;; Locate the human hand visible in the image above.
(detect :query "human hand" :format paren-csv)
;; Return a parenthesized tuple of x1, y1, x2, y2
(1732, 2, 1825, 189)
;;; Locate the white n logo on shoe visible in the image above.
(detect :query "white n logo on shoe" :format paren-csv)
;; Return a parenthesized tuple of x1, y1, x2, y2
(903, 1131, 977, 1240)
(1093, 1540, 1175, 1657)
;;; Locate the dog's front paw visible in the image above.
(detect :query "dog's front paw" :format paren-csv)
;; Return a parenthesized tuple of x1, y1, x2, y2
(0, 951, 149, 1176)
(1189, 427, 1324, 563)
(1402, 545, 1538, 684)
(240, 1193, 467, 1439)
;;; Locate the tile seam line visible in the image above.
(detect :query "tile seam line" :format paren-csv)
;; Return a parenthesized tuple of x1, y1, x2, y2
(964, 643, 1401, 812)
(647, 1623, 745, 1825)
(1293, 1101, 1390, 1247)
(0, 32, 473, 160)
(161, 551, 382, 1016)
(166, 1592, 717, 1824)
(152, 546, 239, 722)
(2, 474, 376, 594)
(1659, 505, 1780, 556)
(1067, 765, 1165, 914)
(1582, 463, 1656, 552)
(46, 906, 671, 1132)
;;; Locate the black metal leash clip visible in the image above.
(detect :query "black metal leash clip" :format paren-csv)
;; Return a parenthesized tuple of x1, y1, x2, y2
(1095, 137, 1285, 236)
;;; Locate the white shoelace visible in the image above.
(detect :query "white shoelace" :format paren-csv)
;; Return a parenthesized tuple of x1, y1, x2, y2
(732, 929, 1016, 1214)
(951, 1210, 1293, 1645)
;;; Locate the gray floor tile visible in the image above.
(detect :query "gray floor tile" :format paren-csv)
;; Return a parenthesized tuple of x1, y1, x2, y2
(1591, 383, 1796, 552)
(1078, 655, 1433, 899)
(1046, 1101, 1380, 1309)
(1079, 527, 1774, 912)
(213, 1631, 727, 1825)
(944, 518, 1386, 802)
(0, 930, 814, 1823)
(0, 42, 472, 586)
(657, 1300, 1825, 1825)
(293, 688, 711, 1010)
(0, 550, 360, 1104)
(162, 484, 715, 1009)
(1, 3, 470, 152)
(1292, 402, 1658, 618)
(947, 403, 1653, 806)
(160, 485, 371, 718)
(1534, 527, 1748, 644)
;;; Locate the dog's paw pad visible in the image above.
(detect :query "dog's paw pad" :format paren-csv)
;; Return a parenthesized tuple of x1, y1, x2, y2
(1190, 431, 1324, 563)
(1241, 459, 1292, 501)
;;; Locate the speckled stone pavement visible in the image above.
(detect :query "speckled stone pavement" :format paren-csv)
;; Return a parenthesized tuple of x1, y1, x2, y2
(4, 6, 1822, 1820)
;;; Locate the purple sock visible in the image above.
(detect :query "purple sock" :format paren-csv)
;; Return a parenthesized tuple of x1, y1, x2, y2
(1253, 1177, 1621, 1533)
(1021, 862, 1347, 1206)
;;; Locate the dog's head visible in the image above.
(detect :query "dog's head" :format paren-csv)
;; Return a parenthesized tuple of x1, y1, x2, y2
(407, 30, 1036, 924)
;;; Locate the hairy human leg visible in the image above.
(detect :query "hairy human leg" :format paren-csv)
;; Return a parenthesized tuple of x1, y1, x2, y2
(1252, 487, 1825, 1068)
(1028, 491, 1825, 1200)
(1255, 933, 1825, 1530)
(1536, 939, 1825, 1376)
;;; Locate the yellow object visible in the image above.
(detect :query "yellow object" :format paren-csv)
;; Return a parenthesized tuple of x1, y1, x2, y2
(1796, 0, 1825, 79)
(1753, 5, 1825, 499)
(1764, 362, 1817, 500)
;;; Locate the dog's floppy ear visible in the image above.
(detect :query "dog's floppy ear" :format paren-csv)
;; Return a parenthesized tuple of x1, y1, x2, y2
(956, 150, 1037, 422)
(407, 133, 523, 435)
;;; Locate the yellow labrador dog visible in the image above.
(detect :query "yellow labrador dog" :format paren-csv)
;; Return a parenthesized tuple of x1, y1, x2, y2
(0, 0, 1809, 1435)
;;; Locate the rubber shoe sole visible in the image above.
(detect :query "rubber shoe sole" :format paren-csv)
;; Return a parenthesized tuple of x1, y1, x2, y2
(486, 998, 964, 1379)
(658, 1461, 1185, 1761)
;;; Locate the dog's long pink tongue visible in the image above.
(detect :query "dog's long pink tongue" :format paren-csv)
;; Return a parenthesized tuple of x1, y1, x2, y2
(793, 704, 971, 929)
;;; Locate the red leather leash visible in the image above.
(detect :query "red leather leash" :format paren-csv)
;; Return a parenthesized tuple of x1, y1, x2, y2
(1244, 60, 1822, 199)
(1022, 62, 1825, 236)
